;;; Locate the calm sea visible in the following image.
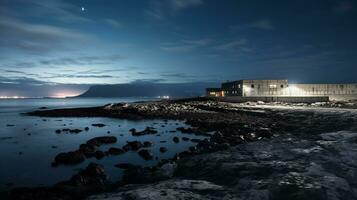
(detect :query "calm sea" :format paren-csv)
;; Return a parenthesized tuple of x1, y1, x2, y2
(0, 98, 205, 191)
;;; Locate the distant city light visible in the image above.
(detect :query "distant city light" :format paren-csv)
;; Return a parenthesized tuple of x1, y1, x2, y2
(0, 96, 26, 99)
(158, 95, 170, 99)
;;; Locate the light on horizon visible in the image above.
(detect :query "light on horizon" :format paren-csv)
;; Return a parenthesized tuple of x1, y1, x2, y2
(0, 96, 26, 99)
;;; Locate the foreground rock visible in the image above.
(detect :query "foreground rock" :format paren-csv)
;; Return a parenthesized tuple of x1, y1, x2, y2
(20, 97, 357, 199)
(53, 136, 118, 166)
(87, 179, 236, 200)
(175, 131, 357, 199)
(8, 163, 112, 200)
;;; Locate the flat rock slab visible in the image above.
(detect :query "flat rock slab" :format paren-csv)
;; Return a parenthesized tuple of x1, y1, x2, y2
(87, 179, 236, 200)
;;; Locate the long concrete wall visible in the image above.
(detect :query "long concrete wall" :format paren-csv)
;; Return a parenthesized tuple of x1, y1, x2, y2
(220, 96, 329, 103)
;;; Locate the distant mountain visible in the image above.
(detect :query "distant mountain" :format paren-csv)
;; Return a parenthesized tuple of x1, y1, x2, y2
(76, 82, 219, 98)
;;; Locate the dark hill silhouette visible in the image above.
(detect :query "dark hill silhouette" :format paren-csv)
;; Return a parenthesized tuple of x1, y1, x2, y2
(77, 82, 219, 98)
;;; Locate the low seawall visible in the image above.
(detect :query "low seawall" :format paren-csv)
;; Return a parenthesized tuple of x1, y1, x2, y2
(219, 96, 329, 103)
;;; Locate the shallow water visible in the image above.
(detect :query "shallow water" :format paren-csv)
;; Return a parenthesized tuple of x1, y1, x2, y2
(0, 98, 207, 191)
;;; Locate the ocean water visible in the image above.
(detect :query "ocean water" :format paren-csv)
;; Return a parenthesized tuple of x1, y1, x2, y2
(0, 98, 206, 191)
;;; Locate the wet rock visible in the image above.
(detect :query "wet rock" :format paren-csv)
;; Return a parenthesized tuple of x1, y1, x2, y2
(51, 145, 57, 149)
(69, 129, 83, 133)
(55, 129, 61, 134)
(173, 137, 180, 143)
(114, 163, 136, 169)
(131, 127, 158, 136)
(191, 138, 201, 143)
(87, 179, 232, 200)
(84, 127, 89, 131)
(122, 141, 143, 151)
(182, 137, 190, 141)
(91, 123, 106, 127)
(95, 151, 105, 159)
(138, 149, 153, 160)
(54, 150, 86, 165)
(6, 124, 15, 127)
(86, 136, 117, 146)
(61, 162, 108, 191)
(79, 143, 97, 157)
(143, 141, 153, 147)
(107, 147, 125, 155)
(160, 140, 167, 143)
(256, 127, 272, 138)
(0, 136, 13, 141)
(159, 147, 167, 153)
(176, 127, 194, 134)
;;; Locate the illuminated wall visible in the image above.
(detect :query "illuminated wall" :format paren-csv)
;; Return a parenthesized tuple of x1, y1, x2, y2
(219, 79, 357, 99)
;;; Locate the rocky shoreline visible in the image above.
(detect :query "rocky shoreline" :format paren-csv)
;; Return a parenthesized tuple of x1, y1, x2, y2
(3, 97, 357, 199)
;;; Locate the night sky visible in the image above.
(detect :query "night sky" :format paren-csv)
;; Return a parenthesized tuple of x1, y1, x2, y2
(1, 0, 357, 97)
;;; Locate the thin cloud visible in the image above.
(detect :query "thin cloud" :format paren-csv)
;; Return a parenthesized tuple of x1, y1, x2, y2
(160, 38, 211, 52)
(250, 19, 274, 30)
(0, 19, 90, 53)
(214, 39, 248, 51)
(104, 19, 122, 28)
(146, 0, 204, 20)
(333, 1, 354, 13)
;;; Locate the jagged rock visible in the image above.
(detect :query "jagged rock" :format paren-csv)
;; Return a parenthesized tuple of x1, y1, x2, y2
(69, 129, 83, 133)
(86, 179, 233, 200)
(114, 163, 136, 169)
(79, 143, 97, 157)
(159, 147, 167, 153)
(54, 151, 86, 165)
(86, 136, 117, 146)
(138, 149, 153, 160)
(173, 137, 180, 143)
(143, 141, 153, 147)
(91, 123, 106, 127)
(122, 141, 143, 151)
(107, 147, 125, 155)
(131, 127, 158, 136)
(95, 151, 105, 159)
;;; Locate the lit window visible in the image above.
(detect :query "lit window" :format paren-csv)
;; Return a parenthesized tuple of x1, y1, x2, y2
(269, 84, 277, 89)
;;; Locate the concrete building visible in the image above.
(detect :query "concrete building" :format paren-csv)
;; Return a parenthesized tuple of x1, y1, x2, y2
(207, 79, 357, 101)
(206, 88, 224, 97)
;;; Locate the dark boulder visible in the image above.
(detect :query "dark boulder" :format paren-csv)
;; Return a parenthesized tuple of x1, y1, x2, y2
(122, 141, 143, 151)
(114, 163, 136, 169)
(173, 137, 180, 143)
(54, 151, 86, 165)
(138, 149, 153, 160)
(86, 136, 117, 146)
(131, 127, 158, 136)
(69, 129, 83, 133)
(95, 151, 105, 159)
(159, 147, 167, 153)
(91, 123, 106, 127)
(107, 147, 125, 155)
(143, 141, 153, 147)
(79, 143, 97, 157)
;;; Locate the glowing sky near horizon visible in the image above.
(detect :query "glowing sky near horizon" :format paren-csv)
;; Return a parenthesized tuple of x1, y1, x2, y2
(0, 0, 357, 97)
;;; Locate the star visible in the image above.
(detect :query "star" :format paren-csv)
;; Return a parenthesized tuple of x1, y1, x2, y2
(81, 7, 85, 12)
